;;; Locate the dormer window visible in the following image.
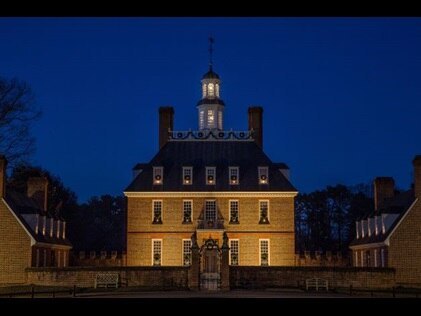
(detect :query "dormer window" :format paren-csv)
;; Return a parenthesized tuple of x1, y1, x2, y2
(229, 167, 239, 185)
(258, 167, 269, 184)
(182, 167, 193, 185)
(206, 167, 216, 185)
(153, 167, 163, 185)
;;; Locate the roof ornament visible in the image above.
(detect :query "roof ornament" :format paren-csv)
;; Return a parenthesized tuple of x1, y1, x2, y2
(208, 36, 214, 71)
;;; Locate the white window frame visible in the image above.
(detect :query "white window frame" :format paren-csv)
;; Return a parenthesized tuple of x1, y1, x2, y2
(152, 200, 163, 224)
(206, 167, 216, 185)
(229, 239, 239, 265)
(205, 200, 217, 221)
(50, 217, 54, 237)
(229, 166, 239, 185)
(62, 221, 66, 239)
(56, 220, 60, 238)
(182, 239, 192, 266)
(182, 167, 193, 185)
(229, 200, 239, 223)
(259, 239, 270, 266)
(183, 200, 193, 223)
(259, 200, 270, 224)
(360, 250, 364, 267)
(258, 166, 269, 184)
(152, 239, 162, 266)
(153, 166, 163, 185)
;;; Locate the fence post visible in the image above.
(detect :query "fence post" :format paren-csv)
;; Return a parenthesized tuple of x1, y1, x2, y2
(31, 285, 35, 298)
(73, 285, 76, 297)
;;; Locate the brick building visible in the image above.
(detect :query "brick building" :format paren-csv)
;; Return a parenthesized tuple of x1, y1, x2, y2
(350, 156, 421, 286)
(0, 156, 72, 284)
(125, 58, 298, 289)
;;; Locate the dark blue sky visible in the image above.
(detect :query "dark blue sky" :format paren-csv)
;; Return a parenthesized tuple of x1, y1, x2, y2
(1, 17, 421, 202)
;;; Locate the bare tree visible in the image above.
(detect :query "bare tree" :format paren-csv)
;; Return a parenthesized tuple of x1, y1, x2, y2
(0, 76, 41, 166)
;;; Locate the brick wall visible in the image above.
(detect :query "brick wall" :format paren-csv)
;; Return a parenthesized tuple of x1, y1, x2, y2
(127, 196, 295, 266)
(72, 251, 126, 267)
(389, 199, 421, 286)
(26, 266, 189, 289)
(230, 266, 396, 289)
(0, 199, 32, 284)
(296, 251, 349, 267)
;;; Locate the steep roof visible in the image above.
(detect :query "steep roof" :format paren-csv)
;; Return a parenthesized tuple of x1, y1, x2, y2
(4, 190, 72, 247)
(125, 141, 296, 192)
(350, 189, 415, 247)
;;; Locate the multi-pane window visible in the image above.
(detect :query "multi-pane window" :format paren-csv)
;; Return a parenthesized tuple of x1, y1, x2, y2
(215, 84, 220, 98)
(183, 167, 193, 185)
(183, 239, 192, 266)
(205, 200, 217, 221)
(207, 110, 215, 127)
(360, 250, 364, 267)
(152, 200, 162, 224)
(260, 239, 269, 266)
(258, 166, 269, 184)
(218, 110, 223, 130)
(183, 200, 193, 223)
(374, 249, 378, 267)
(229, 240, 239, 266)
(199, 110, 205, 130)
(152, 239, 162, 266)
(206, 167, 216, 185)
(229, 200, 239, 224)
(229, 167, 239, 185)
(208, 83, 214, 97)
(259, 200, 269, 224)
(153, 167, 163, 185)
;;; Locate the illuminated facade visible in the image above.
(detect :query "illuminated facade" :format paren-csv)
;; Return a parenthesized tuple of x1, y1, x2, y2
(350, 156, 421, 286)
(125, 62, 297, 289)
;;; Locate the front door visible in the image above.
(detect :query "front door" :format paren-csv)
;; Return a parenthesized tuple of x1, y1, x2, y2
(200, 240, 220, 290)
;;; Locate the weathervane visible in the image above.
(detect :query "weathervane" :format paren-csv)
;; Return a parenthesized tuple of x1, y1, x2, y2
(209, 36, 214, 69)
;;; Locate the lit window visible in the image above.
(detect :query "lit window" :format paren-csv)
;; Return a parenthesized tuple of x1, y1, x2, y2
(153, 167, 163, 185)
(183, 239, 192, 266)
(218, 110, 223, 130)
(258, 167, 269, 184)
(56, 220, 60, 238)
(229, 240, 239, 265)
(215, 83, 220, 97)
(183, 167, 193, 185)
(202, 84, 206, 98)
(207, 110, 214, 128)
(199, 110, 204, 130)
(183, 200, 192, 223)
(260, 239, 269, 266)
(229, 200, 239, 224)
(229, 167, 239, 185)
(152, 200, 163, 224)
(259, 200, 269, 224)
(152, 239, 162, 266)
(205, 200, 217, 222)
(208, 83, 214, 97)
(206, 167, 216, 185)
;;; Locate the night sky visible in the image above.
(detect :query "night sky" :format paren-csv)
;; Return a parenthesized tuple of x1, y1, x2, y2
(1, 17, 421, 202)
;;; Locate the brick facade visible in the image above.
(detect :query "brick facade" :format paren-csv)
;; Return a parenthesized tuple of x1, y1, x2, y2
(127, 195, 295, 266)
(0, 199, 32, 284)
(389, 199, 421, 285)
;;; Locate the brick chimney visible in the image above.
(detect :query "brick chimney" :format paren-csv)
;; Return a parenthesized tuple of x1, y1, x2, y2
(374, 177, 395, 212)
(27, 177, 48, 211)
(0, 155, 7, 199)
(248, 106, 263, 149)
(159, 106, 174, 150)
(413, 155, 421, 198)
